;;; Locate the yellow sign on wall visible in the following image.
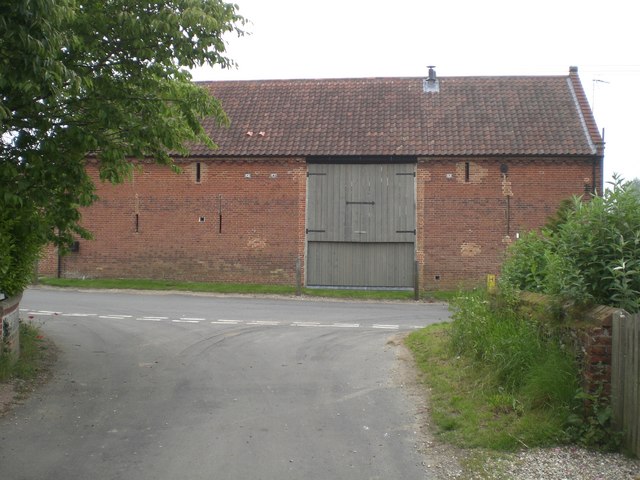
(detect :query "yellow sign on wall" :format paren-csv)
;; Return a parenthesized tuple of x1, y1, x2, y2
(487, 274, 497, 293)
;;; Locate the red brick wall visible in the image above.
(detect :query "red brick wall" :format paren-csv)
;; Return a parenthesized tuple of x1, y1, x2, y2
(41, 155, 601, 289)
(37, 244, 59, 278)
(53, 158, 307, 285)
(417, 156, 602, 290)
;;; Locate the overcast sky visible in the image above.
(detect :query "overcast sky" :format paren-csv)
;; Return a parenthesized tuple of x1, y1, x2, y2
(191, 0, 639, 186)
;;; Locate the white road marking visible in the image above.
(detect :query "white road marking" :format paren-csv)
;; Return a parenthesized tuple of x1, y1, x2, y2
(22, 308, 423, 331)
(292, 321, 321, 327)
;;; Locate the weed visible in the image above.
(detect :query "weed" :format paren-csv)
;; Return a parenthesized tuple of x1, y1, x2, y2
(566, 386, 623, 452)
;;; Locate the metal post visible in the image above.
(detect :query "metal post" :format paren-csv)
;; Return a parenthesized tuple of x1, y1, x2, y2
(296, 256, 302, 296)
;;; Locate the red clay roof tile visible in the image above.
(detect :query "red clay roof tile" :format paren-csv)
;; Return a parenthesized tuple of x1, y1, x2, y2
(192, 71, 602, 157)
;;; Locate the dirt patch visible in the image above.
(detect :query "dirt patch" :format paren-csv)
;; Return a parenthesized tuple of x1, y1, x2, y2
(387, 333, 467, 479)
(0, 335, 58, 417)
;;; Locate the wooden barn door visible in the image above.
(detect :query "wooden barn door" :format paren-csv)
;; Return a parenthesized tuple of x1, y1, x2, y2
(306, 163, 416, 288)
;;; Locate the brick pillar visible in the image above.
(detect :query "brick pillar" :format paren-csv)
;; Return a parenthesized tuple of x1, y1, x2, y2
(580, 307, 617, 397)
(0, 293, 23, 362)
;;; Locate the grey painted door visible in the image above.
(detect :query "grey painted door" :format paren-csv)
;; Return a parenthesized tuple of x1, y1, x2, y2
(306, 163, 416, 287)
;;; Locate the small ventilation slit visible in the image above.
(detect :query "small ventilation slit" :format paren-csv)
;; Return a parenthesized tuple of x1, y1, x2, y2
(464, 162, 470, 183)
(195, 162, 201, 183)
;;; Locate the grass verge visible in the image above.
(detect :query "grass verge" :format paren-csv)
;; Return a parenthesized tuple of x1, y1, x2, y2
(405, 322, 571, 451)
(0, 322, 51, 382)
(36, 277, 454, 302)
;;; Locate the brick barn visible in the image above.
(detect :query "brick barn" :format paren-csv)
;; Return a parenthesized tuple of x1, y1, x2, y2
(40, 67, 603, 290)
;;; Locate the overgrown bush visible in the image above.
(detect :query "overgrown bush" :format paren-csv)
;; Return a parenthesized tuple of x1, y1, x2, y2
(500, 176, 640, 313)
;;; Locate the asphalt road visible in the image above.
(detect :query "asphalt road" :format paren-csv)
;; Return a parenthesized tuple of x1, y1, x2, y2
(1, 288, 450, 480)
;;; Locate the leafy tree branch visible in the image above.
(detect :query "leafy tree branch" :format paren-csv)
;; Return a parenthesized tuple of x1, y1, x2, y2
(0, 0, 245, 296)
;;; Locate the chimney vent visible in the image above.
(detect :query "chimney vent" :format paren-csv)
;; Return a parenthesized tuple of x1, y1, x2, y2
(423, 65, 439, 93)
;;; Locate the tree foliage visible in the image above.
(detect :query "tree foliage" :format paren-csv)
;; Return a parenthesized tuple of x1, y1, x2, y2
(500, 176, 640, 313)
(0, 0, 244, 296)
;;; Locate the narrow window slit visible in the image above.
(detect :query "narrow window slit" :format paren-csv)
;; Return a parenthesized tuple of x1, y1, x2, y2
(135, 213, 139, 233)
(464, 162, 470, 182)
(195, 162, 201, 183)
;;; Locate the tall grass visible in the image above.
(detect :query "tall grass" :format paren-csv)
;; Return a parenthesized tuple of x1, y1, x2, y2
(449, 290, 578, 409)
(406, 323, 575, 450)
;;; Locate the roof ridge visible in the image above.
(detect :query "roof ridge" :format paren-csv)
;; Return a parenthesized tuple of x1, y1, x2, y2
(194, 74, 571, 85)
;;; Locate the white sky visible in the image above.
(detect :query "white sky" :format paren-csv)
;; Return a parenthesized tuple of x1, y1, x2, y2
(191, 0, 640, 185)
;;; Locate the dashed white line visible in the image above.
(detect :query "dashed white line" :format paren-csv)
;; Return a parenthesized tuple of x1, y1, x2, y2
(22, 309, 421, 331)
(292, 321, 321, 327)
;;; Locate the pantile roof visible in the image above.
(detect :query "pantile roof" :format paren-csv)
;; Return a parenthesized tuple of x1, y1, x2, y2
(193, 68, 603, 158)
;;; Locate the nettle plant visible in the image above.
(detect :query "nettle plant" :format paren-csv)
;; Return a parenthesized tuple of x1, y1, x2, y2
(500, 176, 640, 313)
